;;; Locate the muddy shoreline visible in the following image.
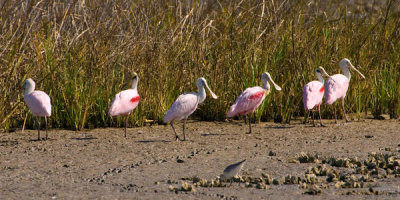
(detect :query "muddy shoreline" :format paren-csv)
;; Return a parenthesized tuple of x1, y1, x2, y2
(1, 119, 399, 199)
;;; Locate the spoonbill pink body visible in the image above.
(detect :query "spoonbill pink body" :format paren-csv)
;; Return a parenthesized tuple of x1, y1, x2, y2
(23, 78, 52, 140)
(109, 73, 140, 137)
(324, 58, 365, 123)
(303, 67, 329, 126)
(227, 72, 281, 133)
(164, 77, 218, 141)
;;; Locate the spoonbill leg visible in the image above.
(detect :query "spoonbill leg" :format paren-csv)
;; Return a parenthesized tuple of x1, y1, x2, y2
(124, 115, 129, 137)
(342, 98, 349, 122)
(248, 114, 252, 134)
(318, 104, 325, 127)
(45, 116, 48, 139)
(36, 116, 41, 140)
(170, 122, 180, 141)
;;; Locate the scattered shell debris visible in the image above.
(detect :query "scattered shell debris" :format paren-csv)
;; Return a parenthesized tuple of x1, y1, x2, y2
(168, 182, 196, 193)
(167, 152, 400, 195)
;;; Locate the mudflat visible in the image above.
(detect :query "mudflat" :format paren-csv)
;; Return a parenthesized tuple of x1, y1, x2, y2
(1, 119, 399, 199)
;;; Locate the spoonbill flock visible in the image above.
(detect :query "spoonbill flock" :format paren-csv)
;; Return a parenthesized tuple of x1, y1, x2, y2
(22, 58, 365, 141)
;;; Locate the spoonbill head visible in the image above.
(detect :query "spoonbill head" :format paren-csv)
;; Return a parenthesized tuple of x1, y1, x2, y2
(196, 77, 218, 104)
(23, 78, 36, 94)
(339, 58, 365, 80)
(261, 72, 282, 92)
(23, 78, 52, 140)
(316, 66, 330, 81)
(108, 72, 140, 137)
(164, 77, 218, 141)
(227, 72, 281, 133)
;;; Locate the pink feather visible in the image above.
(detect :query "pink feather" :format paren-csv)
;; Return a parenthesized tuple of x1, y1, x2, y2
(109, 89, 140, 116)
(227, 86, 266, 117)
(303, 81, 324, 110)
(324, 74, 349, 105)
(24, 91, 51, 117)
(163, 93, 199, 123)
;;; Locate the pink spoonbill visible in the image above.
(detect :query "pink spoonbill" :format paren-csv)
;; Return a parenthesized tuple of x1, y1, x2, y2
(164, 77, 218, 141)
(303, 67, 330, 127)
(23, 78, 52, 140)
(227, 72, 281, 133)
(325, 58, 365, 123)
(109, 72, 140, 137)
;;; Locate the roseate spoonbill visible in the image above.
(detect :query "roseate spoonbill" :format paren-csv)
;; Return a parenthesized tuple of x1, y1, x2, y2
(221, 159, 246, 186)
(227, 72, 281, 133)
(109, 73, 140, 137)
(303, 67, 330, 127)
(163, 77, 218, 141)
(325, 58, 365, 123)
(23, 78, 52, 140)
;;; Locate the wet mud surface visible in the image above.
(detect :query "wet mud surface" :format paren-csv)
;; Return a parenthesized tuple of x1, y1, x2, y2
(1, 119, 400, 199)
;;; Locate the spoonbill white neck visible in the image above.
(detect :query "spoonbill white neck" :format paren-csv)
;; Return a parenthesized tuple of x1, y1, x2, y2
(131, 75, 139, 89)
(339, 58, 352, 80)
(196, 78, 207, 104)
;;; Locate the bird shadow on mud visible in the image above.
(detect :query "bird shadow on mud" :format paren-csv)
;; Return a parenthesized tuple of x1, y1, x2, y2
(201, 133, 226, 136)
(0, 140, 19, 146)
(135, 139, 170, 143)
(263, 125, 293, 129)
(73, 136, 98, 140)
(28, 138, 56, 142)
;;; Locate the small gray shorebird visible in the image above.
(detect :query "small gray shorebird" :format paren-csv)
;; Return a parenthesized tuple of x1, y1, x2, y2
(220, 159, 246, 186)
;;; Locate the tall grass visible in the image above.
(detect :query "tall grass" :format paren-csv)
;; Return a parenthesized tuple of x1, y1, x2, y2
(1, 0, 399, 131)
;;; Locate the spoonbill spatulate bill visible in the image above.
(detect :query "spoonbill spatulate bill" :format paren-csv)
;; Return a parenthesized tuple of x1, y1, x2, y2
(109, 73, 140, 137)
(163, 77, 218, 141)
(302, 67, 330, 127)
(324, 58, 365, 123)
(23, 78, 52, 140)
(227, 72, 281, 133)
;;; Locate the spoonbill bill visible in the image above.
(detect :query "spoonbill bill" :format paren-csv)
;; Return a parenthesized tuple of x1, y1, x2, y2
(23, 78, 51, 140)
(227, 72, 281, 133)
(303, 67, 330, 127)
(164, 77, 218, 141)
(325, 58, 365, 123)
(109, 72, 140, 137)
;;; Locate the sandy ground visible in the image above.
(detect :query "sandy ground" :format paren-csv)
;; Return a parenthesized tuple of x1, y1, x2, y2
(1, 119, 400, 199)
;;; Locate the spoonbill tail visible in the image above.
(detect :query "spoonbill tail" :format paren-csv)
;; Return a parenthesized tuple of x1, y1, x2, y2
(23, 78, 51, 140)
(227, 72, 281, 133)
(303, 67, 330, 127)
(325, 58, 365, 123)
(109, 73, 140, 137)
(164, 77, 218, 141)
